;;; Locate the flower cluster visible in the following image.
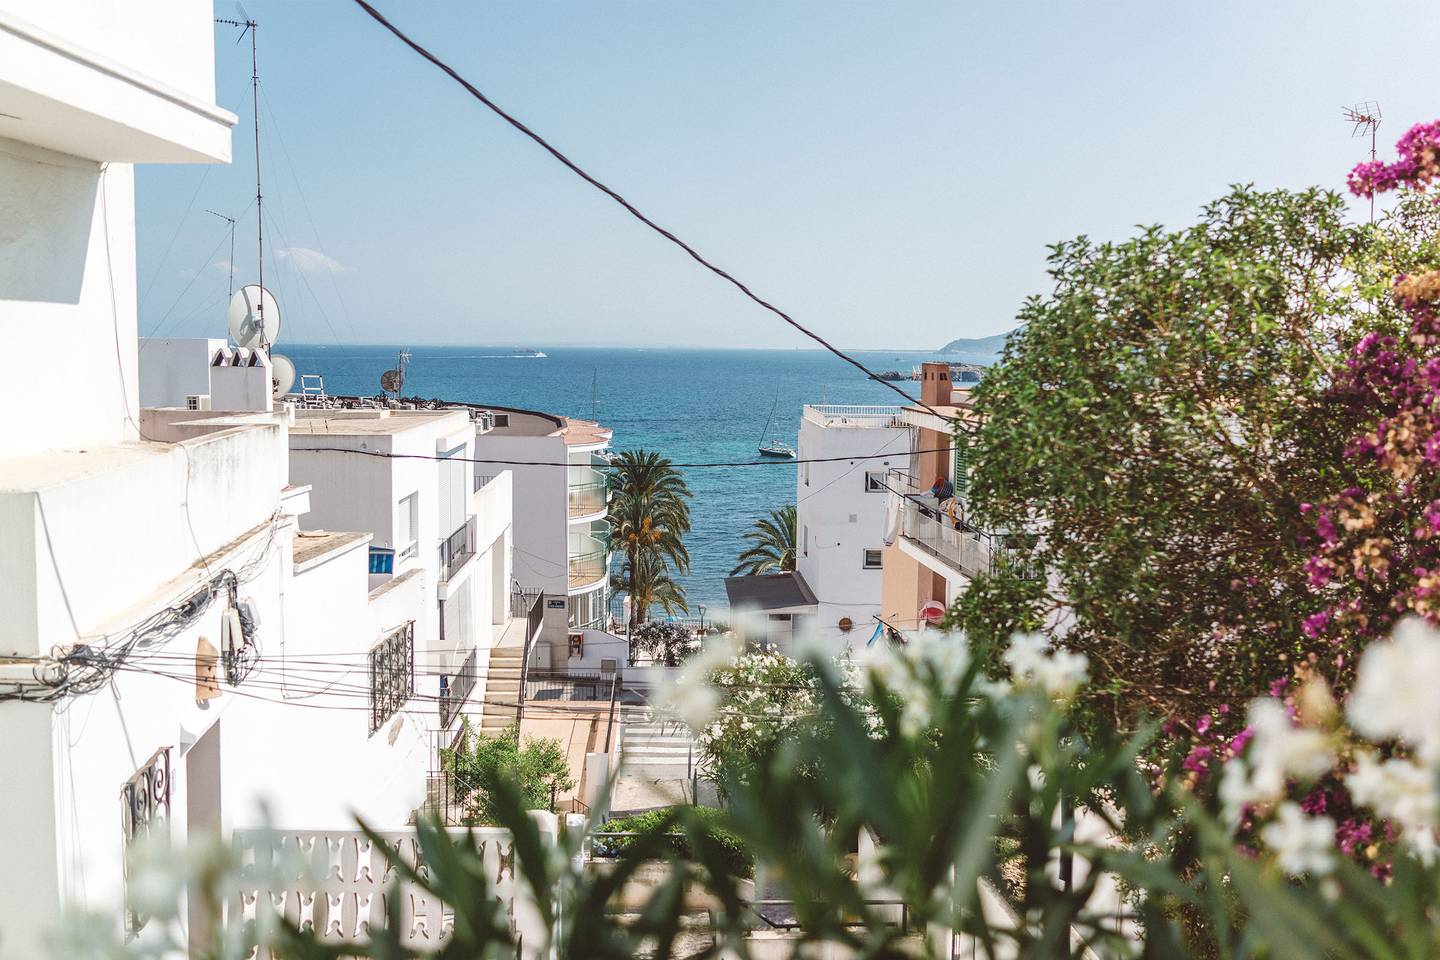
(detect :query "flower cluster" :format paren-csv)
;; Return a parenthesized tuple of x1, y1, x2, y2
(1222, 619, 1440, 877)
(1303, 121, 1440, 648)
(1348, 120, 1440, 197)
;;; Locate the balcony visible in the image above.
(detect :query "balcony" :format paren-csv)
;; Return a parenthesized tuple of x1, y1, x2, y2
(567, 467, 609, 520)
(803, 405, 905, 428)
(438, 515, 477, 582)
(890, 470, 1039, 583)
(568, 534, 609, 590)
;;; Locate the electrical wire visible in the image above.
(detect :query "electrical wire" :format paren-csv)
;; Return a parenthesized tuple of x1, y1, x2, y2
(348, 0, 955, 423)
(294, 443, 954, 470)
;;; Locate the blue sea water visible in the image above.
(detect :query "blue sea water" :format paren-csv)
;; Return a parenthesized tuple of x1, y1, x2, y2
(283, 344, 986, 613)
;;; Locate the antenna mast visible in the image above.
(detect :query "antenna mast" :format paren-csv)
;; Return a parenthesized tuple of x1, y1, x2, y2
(205, 210, 237, 296)
(1343, 101, 1382, 223)
(217, 8, 265, 349)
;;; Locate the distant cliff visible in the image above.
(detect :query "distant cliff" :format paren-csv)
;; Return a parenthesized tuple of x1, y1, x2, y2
(940, 328, 1016, 355)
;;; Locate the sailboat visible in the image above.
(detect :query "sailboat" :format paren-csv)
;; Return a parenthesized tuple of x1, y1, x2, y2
(757, 388, 796, 459)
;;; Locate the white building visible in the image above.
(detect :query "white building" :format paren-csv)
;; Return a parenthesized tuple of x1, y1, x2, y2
(464, 406, 615, 669)
(287, 406, 527, 736)
(794, 405, 911, 652)
(0, 4, 444, 951)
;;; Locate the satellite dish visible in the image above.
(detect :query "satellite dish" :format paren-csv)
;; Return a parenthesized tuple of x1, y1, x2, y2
(270, 354, 296, 398)
(227, 284, 281, 349)
(380, 369, 404, 394)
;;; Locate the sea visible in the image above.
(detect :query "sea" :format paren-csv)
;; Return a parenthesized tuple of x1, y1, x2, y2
(283, 344, 996, 615)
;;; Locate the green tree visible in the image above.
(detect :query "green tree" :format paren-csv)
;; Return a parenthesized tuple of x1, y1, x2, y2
(729, 505, 797, 576)
(607, 450, 693, 630)
(440, 720, 575, 825)
(952, 185, 1423, 738)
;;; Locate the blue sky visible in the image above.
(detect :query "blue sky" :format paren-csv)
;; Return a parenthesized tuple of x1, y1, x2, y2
(136, 0, 1440, 350)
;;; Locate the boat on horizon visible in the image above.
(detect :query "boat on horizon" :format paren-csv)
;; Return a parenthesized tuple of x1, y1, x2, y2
(512, 347, 547, 358)
(757, 387, 797, 459)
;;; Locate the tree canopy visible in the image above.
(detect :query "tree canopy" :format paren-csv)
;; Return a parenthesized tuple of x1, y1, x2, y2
(953, 184, 1440, 737)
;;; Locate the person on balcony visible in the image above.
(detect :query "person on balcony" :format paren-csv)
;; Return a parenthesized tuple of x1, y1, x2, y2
(930, 475, 954, 501)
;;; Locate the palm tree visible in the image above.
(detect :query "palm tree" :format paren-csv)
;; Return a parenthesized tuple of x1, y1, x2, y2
(607, 450, 692, 631)
(730, 505, 797, 577)
(611, 551, 688, 632)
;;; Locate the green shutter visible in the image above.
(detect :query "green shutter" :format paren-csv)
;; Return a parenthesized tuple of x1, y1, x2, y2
(953, 436, 968, 498)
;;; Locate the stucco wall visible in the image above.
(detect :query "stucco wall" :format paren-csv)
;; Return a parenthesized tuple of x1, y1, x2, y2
(795, 417, 909, 654)
(0, 147, 137, 456)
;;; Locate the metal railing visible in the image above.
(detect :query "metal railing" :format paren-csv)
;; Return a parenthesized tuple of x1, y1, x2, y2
(438, 646, 479, 729)
(513, 590, 544, 727)
(474, 472, 496, 493)
(438, 515, 477, 581)
(567, 480, 608, 517)
(568, 535, 608, 586)
(890, 472, 1041, 582)
(369, 621, 414, 735)
(802, 404, 905, 428)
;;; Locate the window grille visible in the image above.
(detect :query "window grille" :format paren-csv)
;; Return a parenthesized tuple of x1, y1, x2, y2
(121, 747, 171, 935)
(370, 621, 415, 734)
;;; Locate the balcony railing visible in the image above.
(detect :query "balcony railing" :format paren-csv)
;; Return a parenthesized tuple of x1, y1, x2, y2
(438, 645, 479, 730)
(891, 469, 1040, 582)
(803, 404, 905, 428)
(568, 535, 608, 587)
(438, 515, 477, 581)
(567, 480, 608, 518)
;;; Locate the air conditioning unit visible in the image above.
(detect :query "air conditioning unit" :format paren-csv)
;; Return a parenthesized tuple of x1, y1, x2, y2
(186, 394, 212, 411)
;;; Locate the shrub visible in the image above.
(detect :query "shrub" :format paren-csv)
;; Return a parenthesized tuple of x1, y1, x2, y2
(598, 806, 753, 878)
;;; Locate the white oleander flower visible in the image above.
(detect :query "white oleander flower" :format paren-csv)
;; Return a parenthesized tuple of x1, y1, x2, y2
(1261, 802, 1335, 876)
(1245, 700, 1333, 797)
(1219, 758, 1261, 827)
(1345, 750, 1440, 862)
(1348, 618, 1440, 762)
(1003, 634, 1089, 698)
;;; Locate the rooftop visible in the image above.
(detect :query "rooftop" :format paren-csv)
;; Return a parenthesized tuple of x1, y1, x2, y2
(724, 570, 818, 612)
(293, 529, 371, 572)
(802, 405, 906, 429)
(289, 408, 469, 437)
(562, 418, 612, 448)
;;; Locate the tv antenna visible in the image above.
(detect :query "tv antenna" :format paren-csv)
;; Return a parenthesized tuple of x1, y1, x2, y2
(205, 210, 236, 296)
(1343, 100, 1382, 222)
(381, 349, 411, 398)
(216, 4, 266, 343)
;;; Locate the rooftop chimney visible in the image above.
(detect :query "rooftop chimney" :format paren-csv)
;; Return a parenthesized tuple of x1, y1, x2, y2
(919, 362, 952, 407)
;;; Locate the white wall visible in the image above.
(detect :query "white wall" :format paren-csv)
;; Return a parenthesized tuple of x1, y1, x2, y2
(222, 534, 431, 829)
(138, 338, 225, 407)
(0, 147, 138, 456)
(0, 525, 287, 956)
(476, 433, 567, 599)
(3, 0, 220, 105)
(795, 415, 910, 654)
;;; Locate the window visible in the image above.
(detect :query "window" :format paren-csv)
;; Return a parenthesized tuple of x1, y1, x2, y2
(368, 546, 394, 575)
(369, 622, 415, 734)
(864, 471, 886, 493)
(397, 492, 419, 559)
(863, 549, 883, 570)
(122, 748, 171, 935)
(493, 413, 510, 428)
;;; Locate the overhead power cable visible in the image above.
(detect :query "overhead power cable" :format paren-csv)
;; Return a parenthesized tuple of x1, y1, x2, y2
(348, 0, 955, 422)
(295, 444, 948, 470)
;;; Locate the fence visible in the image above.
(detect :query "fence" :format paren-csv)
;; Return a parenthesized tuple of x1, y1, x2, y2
(230, 824, 550, 958)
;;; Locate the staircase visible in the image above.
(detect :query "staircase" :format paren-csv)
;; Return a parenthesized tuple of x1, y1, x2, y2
(620, 710, 696, 779)
(478, 645, 525, 736)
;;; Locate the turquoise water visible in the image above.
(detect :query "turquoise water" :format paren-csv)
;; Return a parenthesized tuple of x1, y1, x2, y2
(282, 345, 987, 613)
